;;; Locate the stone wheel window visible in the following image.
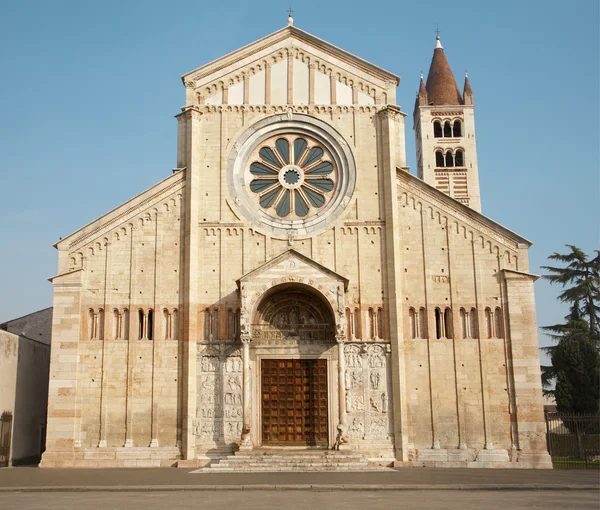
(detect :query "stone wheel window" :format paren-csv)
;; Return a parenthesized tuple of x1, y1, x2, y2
(249, 135, 336, 218)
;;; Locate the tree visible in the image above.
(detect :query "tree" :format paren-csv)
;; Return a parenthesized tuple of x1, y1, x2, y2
(540, 245, 600, 415)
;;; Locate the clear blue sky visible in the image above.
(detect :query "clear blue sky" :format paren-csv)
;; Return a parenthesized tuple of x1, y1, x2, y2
(1, 0, 598, 363)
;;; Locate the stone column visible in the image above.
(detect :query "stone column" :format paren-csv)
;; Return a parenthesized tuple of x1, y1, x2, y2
(336, 335, 349, 449)
(239, 334, 253, 450)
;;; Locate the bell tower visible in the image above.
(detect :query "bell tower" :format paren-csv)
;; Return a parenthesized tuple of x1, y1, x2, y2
(413, 36, 481, 212)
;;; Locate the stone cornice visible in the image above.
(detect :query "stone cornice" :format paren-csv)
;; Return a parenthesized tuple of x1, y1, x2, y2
(57, 172, 185, 252)
(500, 268, 540, 282)
(396, 169, 531, 250)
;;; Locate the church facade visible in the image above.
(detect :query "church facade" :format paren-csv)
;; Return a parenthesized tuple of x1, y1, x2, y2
(41, 20, 551, 468)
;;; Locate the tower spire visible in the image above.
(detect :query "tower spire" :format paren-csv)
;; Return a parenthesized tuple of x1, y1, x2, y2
(424, 34, 462, 105)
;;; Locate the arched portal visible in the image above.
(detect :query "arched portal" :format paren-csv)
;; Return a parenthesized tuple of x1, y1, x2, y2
(252, 284, 334, 446)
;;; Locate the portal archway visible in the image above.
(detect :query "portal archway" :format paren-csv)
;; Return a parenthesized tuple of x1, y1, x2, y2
(253, 284, 333, 446)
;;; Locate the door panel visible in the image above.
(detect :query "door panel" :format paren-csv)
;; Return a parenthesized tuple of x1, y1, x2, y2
(261, 359, 328, 446)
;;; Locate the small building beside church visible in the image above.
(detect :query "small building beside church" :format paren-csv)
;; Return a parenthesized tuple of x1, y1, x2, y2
(41, 18, 551, 468)
(0, 308, 52, 466)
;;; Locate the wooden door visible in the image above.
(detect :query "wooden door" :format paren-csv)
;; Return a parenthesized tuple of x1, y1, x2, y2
(261, 359, 328, 446)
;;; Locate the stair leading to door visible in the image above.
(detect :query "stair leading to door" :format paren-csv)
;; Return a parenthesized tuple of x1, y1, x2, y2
(192, 448, 393, 472)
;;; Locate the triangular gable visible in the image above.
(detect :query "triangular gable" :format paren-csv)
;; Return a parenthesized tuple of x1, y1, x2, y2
(237, 249, 348, 291)
(182, 26, 399, 107)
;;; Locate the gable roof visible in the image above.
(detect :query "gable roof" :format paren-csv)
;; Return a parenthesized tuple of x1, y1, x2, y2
(182, 25, 400, 86)
(397, 169, 532, 247)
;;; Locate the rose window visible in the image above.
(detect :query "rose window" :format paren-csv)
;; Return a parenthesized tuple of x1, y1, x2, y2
(249, 136, 336, 218)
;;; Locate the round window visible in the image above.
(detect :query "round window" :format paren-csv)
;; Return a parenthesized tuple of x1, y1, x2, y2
(227, 113, 356, 237)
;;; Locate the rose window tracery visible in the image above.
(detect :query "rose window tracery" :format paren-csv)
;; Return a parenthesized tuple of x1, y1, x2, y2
(249, 136, 336, 218)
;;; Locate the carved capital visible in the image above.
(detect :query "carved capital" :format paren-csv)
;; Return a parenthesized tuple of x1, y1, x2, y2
(240, 333, 251, 344)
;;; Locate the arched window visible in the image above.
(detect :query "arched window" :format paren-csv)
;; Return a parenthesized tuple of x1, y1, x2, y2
(445, 151, 454, 167)
(418, 308, 427, 338)
(435, 307, 442, 339)
(123, 309, 129, 340)
(172, 309, 178, 340)
(204, 309, 211, 340)
(435, 151, 444, 167)
(460, 308, 468, 339)
(353, 308, 360, 340)
(147, 309, 154, 341)
(345, 308, 352, 340)
(227, 309, 234, 340)
(409, 307, 417, 339)
(485, 308, 493, 339)
(138, 309, 145, 340)
(212, 308, 219, 340)
(163, 309, 170, 340)
(443, 121, 452, 137)
(113, 309, 120, 340)
(98, 309, 104, 341)
(368, 308, 375, 339)
(470, 307, 478, 338)
(444, 308, 453, 339)
(455, 149, 464, 167)
(453, 120, 462, 137)
(433, 120, 442, 138)
(377, 307, 384, 339)
(494, 307, 504, 338)
(88, 309, 95, 339)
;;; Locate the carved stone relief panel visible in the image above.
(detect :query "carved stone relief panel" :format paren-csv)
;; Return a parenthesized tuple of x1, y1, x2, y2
(196, 343, 243, 446)
(344, 343, 392, 442)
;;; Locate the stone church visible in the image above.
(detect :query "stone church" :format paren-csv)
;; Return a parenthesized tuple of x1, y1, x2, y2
(41, 17, 551, 468)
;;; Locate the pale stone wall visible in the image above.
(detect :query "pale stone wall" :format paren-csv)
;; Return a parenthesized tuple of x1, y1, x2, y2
(42, 28, 550, 468)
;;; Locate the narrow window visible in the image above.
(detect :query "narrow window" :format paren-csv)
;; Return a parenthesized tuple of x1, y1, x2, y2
(409, 307, 416, 339)
(147, 309, 154, 341)
(88, 309, 95, 339)
(228, 309, 234, 340)
(204, 309, 211, 340)
(113, 309, 120, 340)
(433, 120, 442, 138)
(377, 308, 384, 339)
(485, 308, 493, 339)
(138, 309, 145, 340)
(495, 307, 504, 338)
(172, 309, 178, 340)
(445, 151, 454, 167)
(123, 309, 129, 340)
(453, 120, 462, 137)
(470, 307, 478, 338)
(455, 149, 464, 167)
(460, 308, 468, 339)
(443, 121, 452, 137)
(234, 309, 240, 339)
(353, 308, 360, 340)
(435, 307, 442, 339)
(345, 308, 352, 340)
(212, 308, 219, 340)
(418, 308, 427, 338)
(98, 309, 105, 340)
(444, 308, 453, 339)
(163, 309, 170, 340)
(435, 150, 444, 167)
(368, 308, 375, 339)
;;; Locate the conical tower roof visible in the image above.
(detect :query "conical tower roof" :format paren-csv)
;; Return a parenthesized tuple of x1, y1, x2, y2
(425, 37, 463, 105)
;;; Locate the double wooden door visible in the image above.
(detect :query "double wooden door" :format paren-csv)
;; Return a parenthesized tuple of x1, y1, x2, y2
(261, 359, 328, 446)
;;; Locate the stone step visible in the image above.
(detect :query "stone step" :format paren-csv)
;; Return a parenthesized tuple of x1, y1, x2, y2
(228, 455, 368, 462)
(196, 465, 388, 472)
(215, 461, 369, 468)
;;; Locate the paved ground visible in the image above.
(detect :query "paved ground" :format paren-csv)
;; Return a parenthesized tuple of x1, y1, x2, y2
(0, 466, 598, 491)
(0, 490, 598, 509)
